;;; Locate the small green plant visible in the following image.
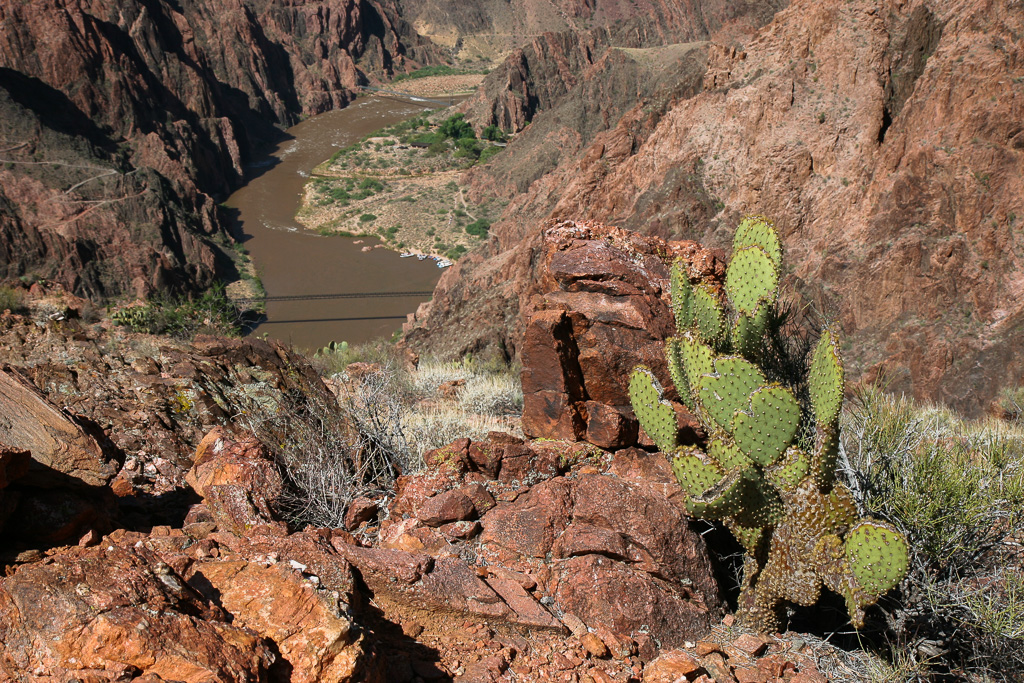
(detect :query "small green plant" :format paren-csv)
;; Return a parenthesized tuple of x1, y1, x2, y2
(629, 216, 909, 632)
(0, 286, 27, 314)
(359, 213, 377, 223)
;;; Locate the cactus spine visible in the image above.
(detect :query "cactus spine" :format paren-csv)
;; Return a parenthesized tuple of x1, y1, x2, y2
(629, 216, 909, 631)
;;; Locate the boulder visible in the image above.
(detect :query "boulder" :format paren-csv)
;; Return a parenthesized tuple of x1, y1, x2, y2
(0, 365, 116, 487)
(185, 427, 286, 536)
(0, 543, 272, 681)
(520, 223, 719, 449)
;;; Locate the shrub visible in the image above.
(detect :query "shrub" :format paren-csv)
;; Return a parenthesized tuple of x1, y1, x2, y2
(481, 124, 507, 142)
(841, 386, 1024, 679)
(359, 213, 377, 223)
(439, 114, 475, 141)
(425, 140, 448, 157)
(111, 283, 241, 339)
(0, 286, 27, 314)
(458, 373, 523, 416)
(478, 146, 503, 164)
(233, 362, 418, 528)
(465, 219, 490, 237)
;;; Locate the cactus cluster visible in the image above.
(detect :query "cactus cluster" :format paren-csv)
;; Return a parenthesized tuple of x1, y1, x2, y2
(629, 216, 908, 631)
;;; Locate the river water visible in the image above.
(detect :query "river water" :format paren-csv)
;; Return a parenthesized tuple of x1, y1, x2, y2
(224, 96, 444, 352)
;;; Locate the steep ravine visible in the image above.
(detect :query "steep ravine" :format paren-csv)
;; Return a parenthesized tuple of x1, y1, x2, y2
(0, 0, 440, 300)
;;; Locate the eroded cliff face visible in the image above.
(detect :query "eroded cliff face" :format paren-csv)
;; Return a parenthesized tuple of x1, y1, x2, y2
(0, 0, 438, 300)
(406, 0, 1024, 415)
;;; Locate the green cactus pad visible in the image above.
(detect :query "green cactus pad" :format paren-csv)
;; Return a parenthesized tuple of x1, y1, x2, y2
(825, 484, 859, 530)
(629, 366, 678, 453)
(726, 245, 779, 315)
(845, 521, 909, 598)
(688, 467, 749, 519)
(679, 333, 715, 397)
(670, 447, 724, 497)
(670, 260, 693, 332)
(731, 304, 772, 360)
(665, 338, 693, 412)
(765, 446, 811, 492)
(730, 476, 784, 530)
(697, 356, 767, 431)
(732, 384, 801, 467)
(734, 215, 783, 270)
(812, 422, 840, 490)
(728, 520, 768, 555)
(692, 283, 726, 346)
(709, 437, 753, 471)
(809, 328, 845, 426)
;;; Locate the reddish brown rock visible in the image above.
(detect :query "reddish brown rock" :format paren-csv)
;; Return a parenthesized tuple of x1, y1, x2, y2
(188, 559, 378, 683)
(0, 543, 273, 681)
(0, 365, 115, 487)
(343, 497, 380, 530)
(643, 650, 703, 681)
(185, 428, 286, 536)
(416, 489, 477, 527)
(480, 479, 573, 558)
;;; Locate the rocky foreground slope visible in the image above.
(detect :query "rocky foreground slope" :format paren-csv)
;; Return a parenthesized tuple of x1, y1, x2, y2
(0, 283, 843, 682)
(0, 0, 438, 300)
(408, 0, 1024, 415)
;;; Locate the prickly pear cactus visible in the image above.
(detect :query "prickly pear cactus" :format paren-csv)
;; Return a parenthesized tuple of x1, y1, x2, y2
(629, 216, 909, 631)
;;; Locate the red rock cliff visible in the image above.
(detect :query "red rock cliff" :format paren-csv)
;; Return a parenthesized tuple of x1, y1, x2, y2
(406, 0, 1024, 415)
(0, 0, 438, 299)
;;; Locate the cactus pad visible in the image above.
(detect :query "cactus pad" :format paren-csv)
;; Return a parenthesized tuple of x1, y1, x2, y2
(629, 367, 678, 453)
(665, 338, 692, 412)
(687, 467, 749, 518)
(726, 245, 779, 315)
(670, 447, 723, 497)
(732, 304, 771, 360)
(765, 446, 811, 492)
(629, 214, 908, 632)
(697, 356, 767, 431)
(670, 260, 693, 332)
(845, 521, 910, 598)
(732, 384, 801, 467)
(679, 332, 715, 394)
(809, 328, 844, 426)
(692, 283, 726, 345)
(709, 437, 753, 471)
(734, 215, 782, 270)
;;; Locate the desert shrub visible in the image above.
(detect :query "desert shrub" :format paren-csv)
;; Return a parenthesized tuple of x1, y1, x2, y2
(481, 125, 507, 142)
(233, 363, 418, 528)
(425, 140, 448, 157)
(359, 213, 377, 223)
(111, 284, 241, 339)
(439, 114, 475, 141)
(478, 146, 503, 164)
(0, 286, 27, 314)
(841, 386, 1024, 680)
(465, 219, 490, 236)
(458, 372, 523, 416)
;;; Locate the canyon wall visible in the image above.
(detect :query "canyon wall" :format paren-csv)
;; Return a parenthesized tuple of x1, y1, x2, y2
(0, 0, 438, 299)
(406, 0, 1024, 415)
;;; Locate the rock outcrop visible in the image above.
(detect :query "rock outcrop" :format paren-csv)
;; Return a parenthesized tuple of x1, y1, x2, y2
(517, 221, 722, 449)
(0, 0, 439, 300)
(407, 0, 1024, 415)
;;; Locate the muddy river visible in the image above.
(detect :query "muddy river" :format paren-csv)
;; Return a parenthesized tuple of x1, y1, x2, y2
(224, 96, 445, 352)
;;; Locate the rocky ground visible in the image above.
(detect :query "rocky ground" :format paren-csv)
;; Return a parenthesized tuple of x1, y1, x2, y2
(0, 230, 901, 682)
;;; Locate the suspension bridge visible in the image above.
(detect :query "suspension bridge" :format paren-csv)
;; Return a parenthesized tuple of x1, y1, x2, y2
(235, 290, 434, 305)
